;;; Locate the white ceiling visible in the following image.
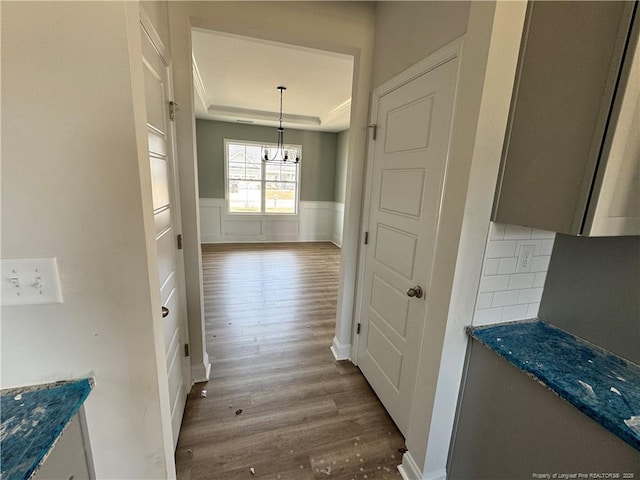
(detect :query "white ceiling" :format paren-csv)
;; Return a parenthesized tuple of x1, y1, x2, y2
(191, 29, 354, 132)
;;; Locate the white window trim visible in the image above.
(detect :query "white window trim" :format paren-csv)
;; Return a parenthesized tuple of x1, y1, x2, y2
(224, 138, 301, 215)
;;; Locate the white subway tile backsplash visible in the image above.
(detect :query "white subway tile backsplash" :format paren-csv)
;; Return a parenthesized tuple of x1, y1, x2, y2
(504, 224, 533, 240)
(479, 275, 510, 293)
(508, 273, 536, 290)
(518, 287, 544, 304)
(492, 290, 520, 307)
(531, 229, 556, 239)
(474, 307, 504, 326)
(527, 302, 541, 318)
(490, 223, 506, 240)
(477, 292, 494, 309)
(498, 257, 517, 275)
(484, 258, 500, 276)
(534, 271, 548, 288)
(486, 241, 517, 258)
(517, 239, 542, 253)
(541, 239, 555, 255)
(502, 304, 530, 322)
(531, 255, 551, 272)
(472, 223, 555, 326)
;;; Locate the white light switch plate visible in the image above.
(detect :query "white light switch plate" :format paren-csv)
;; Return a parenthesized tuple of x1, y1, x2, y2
(1, 258, 63, 306)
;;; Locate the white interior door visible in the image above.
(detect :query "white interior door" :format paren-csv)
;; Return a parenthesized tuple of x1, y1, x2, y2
(357, 58, 457, 436)
(141, 26, 189, 449)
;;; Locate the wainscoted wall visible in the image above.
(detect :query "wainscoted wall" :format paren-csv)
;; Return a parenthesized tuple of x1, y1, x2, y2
(332, 203, 345, 246)
(472, 222, 555, 325)
(199, 198, 345, 246)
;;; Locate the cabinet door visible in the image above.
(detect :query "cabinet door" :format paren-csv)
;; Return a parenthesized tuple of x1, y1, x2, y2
(584, 15, 640, 236)
(493, 1, 635, 235)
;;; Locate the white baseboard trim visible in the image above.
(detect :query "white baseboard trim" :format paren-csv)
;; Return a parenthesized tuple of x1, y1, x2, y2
(191, 360, 211, 384)
(398, 451, 422, 480)
(400, 452, 446, 480)
(298, 233, 333, 242)
(422, 468, 447, 480)
(331, 234, 342, 248)
(201, 234, 222, 243)
(330, 336, 350, 361)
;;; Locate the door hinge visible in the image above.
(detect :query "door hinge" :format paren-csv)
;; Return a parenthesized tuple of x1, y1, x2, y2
(169, 101, 179, 121)
(368, 124, 377, 140)
(357, 323, 361, 335)
(184, 344, 190, 357)
(177, 233, 183, 250)
(364, 232, 369, 245)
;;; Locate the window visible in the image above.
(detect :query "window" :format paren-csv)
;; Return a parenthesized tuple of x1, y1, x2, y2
(225, 139, 300, 214)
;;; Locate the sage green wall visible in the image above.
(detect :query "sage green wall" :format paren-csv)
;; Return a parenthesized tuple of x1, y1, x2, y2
(196, 119, 338, 201)
(334, 130, 349, 204)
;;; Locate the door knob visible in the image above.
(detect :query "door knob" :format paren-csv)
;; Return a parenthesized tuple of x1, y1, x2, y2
(162, 306, 169, 318)
(406, 286, 423, 298)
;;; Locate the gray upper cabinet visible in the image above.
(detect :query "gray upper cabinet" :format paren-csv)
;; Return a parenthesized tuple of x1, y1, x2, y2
(493, 1, 639, 236)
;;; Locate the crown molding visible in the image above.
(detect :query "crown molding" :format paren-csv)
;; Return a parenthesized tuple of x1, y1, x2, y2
(192, 56, 208, 111)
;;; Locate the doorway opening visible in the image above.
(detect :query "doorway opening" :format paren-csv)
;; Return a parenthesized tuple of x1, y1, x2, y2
(175, 28, 405, 477)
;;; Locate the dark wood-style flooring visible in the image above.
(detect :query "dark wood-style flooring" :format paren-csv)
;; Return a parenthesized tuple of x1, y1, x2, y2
(176, 243, 404, 480)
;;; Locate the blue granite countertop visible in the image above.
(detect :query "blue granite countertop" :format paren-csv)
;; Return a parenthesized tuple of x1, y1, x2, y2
(467, 320, 640, 451)
(1, 378, 93, 480)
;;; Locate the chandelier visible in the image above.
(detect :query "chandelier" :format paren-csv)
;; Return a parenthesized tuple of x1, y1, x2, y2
(262, 86, 301, 164)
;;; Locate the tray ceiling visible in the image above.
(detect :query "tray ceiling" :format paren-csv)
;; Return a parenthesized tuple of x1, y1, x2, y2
(191, 29, 354, 132)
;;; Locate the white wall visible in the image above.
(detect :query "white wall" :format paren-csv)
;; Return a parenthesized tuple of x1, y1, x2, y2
(372, 1, 470, 89)
(414, 4, 530, 479)
(1, 2, 172, 478)
(199, 199, 344, 246)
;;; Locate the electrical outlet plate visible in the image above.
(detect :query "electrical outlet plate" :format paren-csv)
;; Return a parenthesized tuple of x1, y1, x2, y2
(1, 258, 63, 306)
(516, 244, 536, 274)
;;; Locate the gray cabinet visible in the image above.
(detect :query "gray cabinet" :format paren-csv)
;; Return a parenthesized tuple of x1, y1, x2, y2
(492, 1, 639, 236)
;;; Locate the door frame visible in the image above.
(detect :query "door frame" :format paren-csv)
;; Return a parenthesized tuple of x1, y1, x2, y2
(140, 7, 192, 391)
(139, 6, 193, 449)
(352, 39, 463, 363)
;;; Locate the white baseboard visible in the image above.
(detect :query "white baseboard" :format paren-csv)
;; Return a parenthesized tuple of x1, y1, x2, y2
(191, 359, 211, 384)
(398, 451, 421, 480)
(201, 234, 222, 243)
(330, 336, 350, 361)
(422, 468, 447, 480)
(398, 451, 442, 480)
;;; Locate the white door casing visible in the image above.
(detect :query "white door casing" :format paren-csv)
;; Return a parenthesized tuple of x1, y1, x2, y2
(356, 57, 458, 436)
(141, 24, 190, 449)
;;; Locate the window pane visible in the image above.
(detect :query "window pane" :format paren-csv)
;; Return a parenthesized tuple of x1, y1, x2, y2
(228, 180, 261, 213)
(228, 144, 244, 160)
(265, 163, 281, 181)
(265, 181, 296, 213)
(245, 146, 262, 165)
(228, 162, 246, 180)
(226, 141, 300, 214)
(245, 164, 261, 180)
(265, 163, 298, 182)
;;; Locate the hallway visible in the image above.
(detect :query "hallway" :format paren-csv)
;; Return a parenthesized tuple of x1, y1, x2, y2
(176, 243, 404, 479)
